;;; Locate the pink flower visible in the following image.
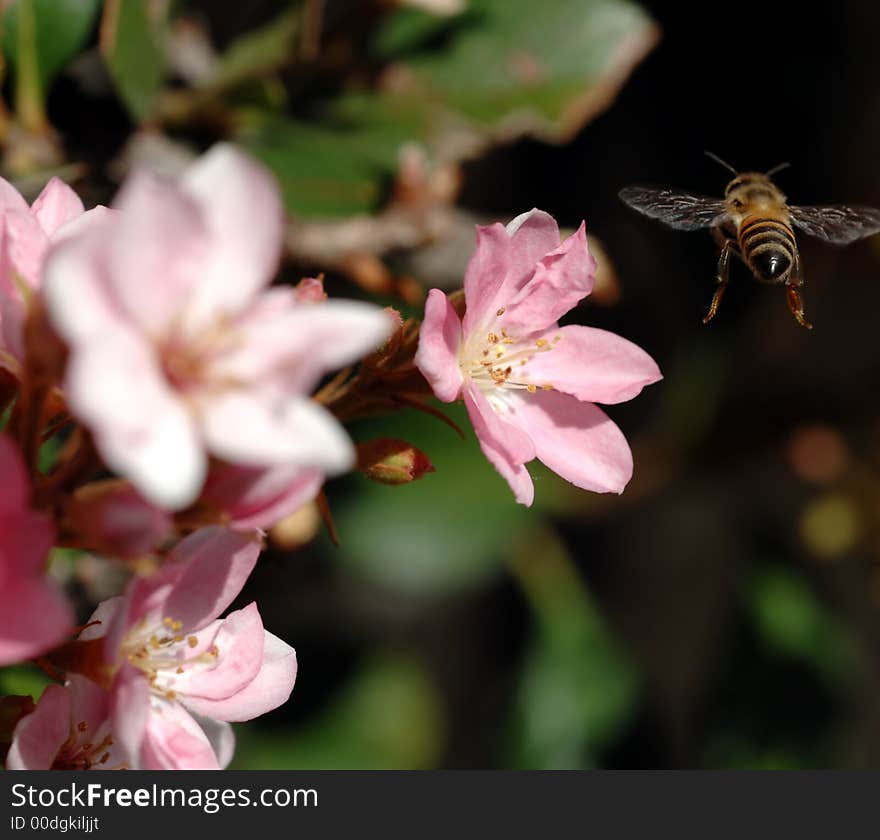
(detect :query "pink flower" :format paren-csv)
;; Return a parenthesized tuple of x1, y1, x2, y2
(6, 677, 127, 770)
(43, 144, 392, 510)
(201, 462, 322, 531)
(80, 526, 296, 770)
(0, 175, 106, 376)
(415, 209, 662, 505)
(0, 434, 73, 665)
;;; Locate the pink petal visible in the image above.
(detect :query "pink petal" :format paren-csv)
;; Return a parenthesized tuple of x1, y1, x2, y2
(510, 389, 633, 494)
(64, 327, 205, 510)
(109, 665, 150, 769)
(191, 715, 235, 768)
(108, 170, 207, 336)
(216, 300, 392, 394)
(0, 176, 47, 289)
(180, 144, 283, 327)
(202, 463, 323, 531)
(461, 223, 510, 333)
(185, 630, 296, 722)
(521, 325, 662, 404)
(501, 223, 596, 334)
(140, 703, 221, 770)
(201, 391, 354, 474)
(5, 684, 71, 770)
(42, 223, 127, 345)
(414, 288, 463, 402)
(0, 434, 30, 513)
(506, 208, 562, 290)
(50, 205, 114, 246)
(463, 383, 535, 506)
(126, 527, 260, 636)
(0, 579, 74, 666)
(80, 596, 124, 643)
(180, 603, 265, 701)
(66, 674, 111, 733)
(30, 177, 85, 238)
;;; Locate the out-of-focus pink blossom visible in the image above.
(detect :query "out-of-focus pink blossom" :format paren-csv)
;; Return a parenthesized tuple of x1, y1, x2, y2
(65, 481, 173, 558)
(43, 145, 392, 510)
(6, 677, 127, 770)
(80, 526, 296, 770)
(0, 176, 107, 376)
(201, 462, 322, 531)
(0, 434, 73, 665)
(415, 209, 662, 505)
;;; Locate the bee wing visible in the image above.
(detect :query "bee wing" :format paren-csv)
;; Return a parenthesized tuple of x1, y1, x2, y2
(619, 186, 728, 231)
(789, 204, 880, 246)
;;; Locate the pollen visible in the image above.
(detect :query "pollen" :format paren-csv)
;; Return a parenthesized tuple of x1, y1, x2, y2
(527, 384, 537, 393)
(187, 635, 198, 648)
(536, 339, 547, 348)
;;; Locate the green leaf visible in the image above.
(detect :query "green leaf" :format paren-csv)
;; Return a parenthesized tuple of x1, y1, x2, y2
(210, 6, 300, 91)
(237, 100, 429, 218)
(0, 664, 52, 700)
(373, 0, 659, 143)
(333, 404, 536, 595)
(232, 654, 443, 769)
(746, 566, 864, 689)
(1, 0, 100, 96)
(100, 0, 166, 122)
(507, 531, 639, 767)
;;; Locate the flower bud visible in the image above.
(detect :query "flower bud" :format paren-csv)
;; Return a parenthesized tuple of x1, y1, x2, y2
(0, 695, 36, 763)
(356, 438, 435, 485)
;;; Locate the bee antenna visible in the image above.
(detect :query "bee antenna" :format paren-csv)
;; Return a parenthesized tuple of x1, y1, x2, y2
(704, 150, 738, 175)
(765, 161, 792, 177)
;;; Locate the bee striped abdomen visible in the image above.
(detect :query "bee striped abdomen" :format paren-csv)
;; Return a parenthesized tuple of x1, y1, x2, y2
(738, 216, 795, 282)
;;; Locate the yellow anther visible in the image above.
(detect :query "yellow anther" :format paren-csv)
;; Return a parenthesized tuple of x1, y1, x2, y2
(496, 307, 506, 316)
(527, 384, 537, 393)
(488, 332, 499, 344)
(536, 339, 547, 348)
(187, 636, 198, 648)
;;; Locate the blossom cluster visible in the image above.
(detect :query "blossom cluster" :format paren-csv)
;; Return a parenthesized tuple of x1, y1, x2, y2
(0, 144, 660, 770)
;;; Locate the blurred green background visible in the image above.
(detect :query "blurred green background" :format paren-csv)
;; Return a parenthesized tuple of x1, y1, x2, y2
(3, 0, 880, 769)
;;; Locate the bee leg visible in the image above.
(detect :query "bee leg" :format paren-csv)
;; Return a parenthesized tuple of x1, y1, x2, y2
(702, 239, 734, 324)
(785, 256, 813, 330)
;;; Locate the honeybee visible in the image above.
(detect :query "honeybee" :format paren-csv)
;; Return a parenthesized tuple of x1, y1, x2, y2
(619, 153, 880, 329)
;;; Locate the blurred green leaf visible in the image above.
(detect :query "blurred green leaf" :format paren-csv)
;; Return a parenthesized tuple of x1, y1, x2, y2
(507, 531, 639, 768)
(334, 404, 539, 595)
(373, 0, 659, 142)
(232, 653, 443, 769)
(238, 99, 429, 218)
(746, 566, 864, 689)
(210, 6, 300, 91)
(0, 664, 52, 700)
(100, 0, 166, 122)
(2, 0, 100, 96)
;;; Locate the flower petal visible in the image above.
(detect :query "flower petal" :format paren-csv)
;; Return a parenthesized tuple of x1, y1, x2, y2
(414, 288, 463, 402)
(521, 325, 662, 404)
(30, 177, 85, 238)
(215, 299, 392, 394)
(463, 383, 535, 506)
(0, 579, 74, 666)
(140, 703, 221, 770)
(64, 327, 205, 510)
(201, 391, 354, 474)
(501, 222, 596, 334)
(126, 527, 260, 636)
(179, 603, 265, 701)
(191, 714, 235, 768)
(462, 222, 510, 333)
(185, 630, 296, 722)
(6, 684, 70, 770)
(0, 434, 29, 513)
(510, 389, 633, 493)
(201, 463, 323, 531)
(109, 664, 150, 769)
(180, 144, 283, 326)
(107, 170, 207, 336)
(0, 176, 48, 289)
